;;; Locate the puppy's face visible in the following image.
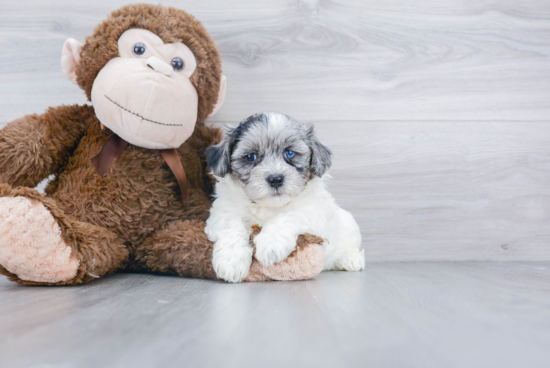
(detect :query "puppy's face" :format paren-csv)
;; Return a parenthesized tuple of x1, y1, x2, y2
(206, 112, 332, 207)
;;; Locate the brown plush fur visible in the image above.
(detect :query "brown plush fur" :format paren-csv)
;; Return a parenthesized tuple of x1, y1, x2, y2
(0, 5, 224, 285)
(0, 185, 128, 285)
(0, 103, 220, 284)
(136, 220, 218, 279)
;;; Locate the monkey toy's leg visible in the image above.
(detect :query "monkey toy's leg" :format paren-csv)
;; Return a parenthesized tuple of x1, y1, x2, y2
(0, 185, 128, 285)
(136, 220, 219, 279)
(136, 221, 326, 282)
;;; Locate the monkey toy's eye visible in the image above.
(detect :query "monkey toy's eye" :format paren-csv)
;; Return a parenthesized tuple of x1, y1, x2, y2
(171, 57, 185, 71)
(284, 150, 295, 159)
(133, 43, 146, 57)
(246, 153, 257, 162)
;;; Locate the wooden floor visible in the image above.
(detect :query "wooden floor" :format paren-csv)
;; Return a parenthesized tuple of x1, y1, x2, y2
(1, 262, 549, 368)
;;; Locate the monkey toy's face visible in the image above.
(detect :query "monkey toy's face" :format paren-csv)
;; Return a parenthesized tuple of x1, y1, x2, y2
(61, 27, 226, 150)
(92, 29, 200, 149)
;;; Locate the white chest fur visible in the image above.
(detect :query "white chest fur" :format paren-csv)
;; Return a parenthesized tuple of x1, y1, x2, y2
(205, 174, 365, 277)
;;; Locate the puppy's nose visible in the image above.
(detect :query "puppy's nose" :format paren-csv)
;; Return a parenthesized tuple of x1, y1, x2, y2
(267, 174, 284, 189)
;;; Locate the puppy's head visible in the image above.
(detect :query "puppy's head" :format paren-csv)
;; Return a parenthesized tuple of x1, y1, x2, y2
(206, 112, 332, 206)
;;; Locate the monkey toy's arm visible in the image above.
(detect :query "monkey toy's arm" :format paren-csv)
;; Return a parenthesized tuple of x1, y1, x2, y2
(0, 104, 91, 188)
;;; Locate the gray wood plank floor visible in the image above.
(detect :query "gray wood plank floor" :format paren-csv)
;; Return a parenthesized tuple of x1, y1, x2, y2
(1, 263, 549, 368)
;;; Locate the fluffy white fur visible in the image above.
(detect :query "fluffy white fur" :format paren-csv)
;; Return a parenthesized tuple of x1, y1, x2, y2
(205, 174, 365, 283)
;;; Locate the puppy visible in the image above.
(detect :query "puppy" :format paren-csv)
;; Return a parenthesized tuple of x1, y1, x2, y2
(205, 112, 365, 283)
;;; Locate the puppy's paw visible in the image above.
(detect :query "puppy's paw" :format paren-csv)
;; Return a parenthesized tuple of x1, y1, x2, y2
(212, 238, 253, 283)
(254, 229, 296, 267)
(334, 250, 365, 272)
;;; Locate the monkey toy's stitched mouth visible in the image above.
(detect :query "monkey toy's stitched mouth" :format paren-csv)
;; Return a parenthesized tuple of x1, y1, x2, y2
(104, 95, 183, 127)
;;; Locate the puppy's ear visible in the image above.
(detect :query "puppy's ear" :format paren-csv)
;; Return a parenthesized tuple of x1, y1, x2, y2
(306, 124, 332, 177)
(206, 125, 236, 177)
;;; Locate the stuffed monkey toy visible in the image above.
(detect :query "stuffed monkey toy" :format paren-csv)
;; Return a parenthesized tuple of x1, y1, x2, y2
(0, 4, 323, 285)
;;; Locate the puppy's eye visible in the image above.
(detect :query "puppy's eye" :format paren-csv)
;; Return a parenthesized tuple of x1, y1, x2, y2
(133, 43, 146, 57)
(284, 150, 295, 159)
(171, 57, 184, 71)
(246, 153, 257, 162)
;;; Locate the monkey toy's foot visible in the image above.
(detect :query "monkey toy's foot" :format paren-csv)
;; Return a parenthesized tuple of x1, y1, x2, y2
(0, 197, 79, 283)
(244, 225, 325, 282)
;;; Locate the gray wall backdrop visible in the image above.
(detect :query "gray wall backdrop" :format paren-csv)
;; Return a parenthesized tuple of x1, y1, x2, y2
(1, 0, 549, 261)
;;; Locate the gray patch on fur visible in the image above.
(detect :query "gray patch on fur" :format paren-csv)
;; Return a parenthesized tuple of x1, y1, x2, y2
(206, 125, 235, 177)
(206, 113, 270, 177)
(222, 111, 332, 204)
(305, 124, 332, 176)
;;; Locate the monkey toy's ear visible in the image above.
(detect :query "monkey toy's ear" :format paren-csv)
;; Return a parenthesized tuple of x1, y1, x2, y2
(61, 38, 83, 84)
(208, 75, 227, 117)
